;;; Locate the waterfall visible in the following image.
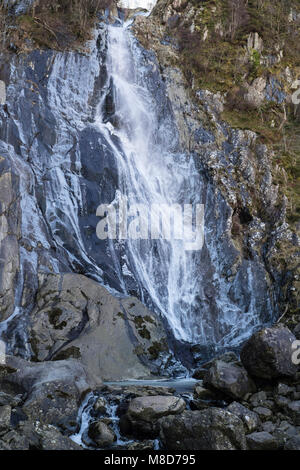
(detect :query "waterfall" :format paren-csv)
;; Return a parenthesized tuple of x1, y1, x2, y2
(93, 20, 272, 346)
(0, 11, 274, 357)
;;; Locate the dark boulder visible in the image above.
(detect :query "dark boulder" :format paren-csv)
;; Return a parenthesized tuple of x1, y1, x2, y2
(240, 325, 298, 379)
(159, 408, 246, 450)
(246, 431, 280, 450)
(88, 421, 116, 448)
(203, 359, 256, 399)
(120, 395, 186, 439)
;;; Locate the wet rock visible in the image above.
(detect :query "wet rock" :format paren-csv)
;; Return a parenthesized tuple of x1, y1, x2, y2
(284, 436, 300, 450)
(240, 325, 298, 379)
(294, 323, 300, 340)
(285, 401, 300, 425)
(227, 402, 260, 433)
(203, 359, 256, 400)
(88, 421, 116, 448)
(0, 391, 22, 407)
(252, 406, 273, 421)
(0, 168, 21, 322)
(0, 419, 82, 450)
(29, 273, 172, 380)
(126, 440, 156, 450)
(192, 368, 207, 380)
(248, 391, 268, 406)
(0, 405, 11, 434)
(275, 383, 294, 397)
(0, 355, 99, 431)
(246, 431, 279, 450)
(262, 421, 276, 433)
(159, 408, 246, 450)
(121, 395, 186, 438)
(194, 384, 218, 400)
(94, 397, 107, 415)
(273, 421, 300, 447)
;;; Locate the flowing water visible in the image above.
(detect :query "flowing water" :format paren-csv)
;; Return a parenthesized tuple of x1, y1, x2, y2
(92, 19, 272, 346)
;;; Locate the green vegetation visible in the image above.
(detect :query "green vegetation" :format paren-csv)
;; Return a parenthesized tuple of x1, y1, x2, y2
(169, 0, 300, 229)
(0, 0, 116, 51)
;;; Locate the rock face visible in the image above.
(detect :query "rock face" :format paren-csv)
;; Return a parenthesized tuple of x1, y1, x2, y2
(159, 408, 247, 450)
(120, 395, 186, 438)
(240, 325, 298, 379)
(203, 359, 256, 400)
(28, 273, 173, 381)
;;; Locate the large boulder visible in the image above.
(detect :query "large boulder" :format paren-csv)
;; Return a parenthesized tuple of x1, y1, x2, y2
(246, 431, 280, 450)
(203, 359, 256, 400)
(240, 325, 298, 379)
(159, 408, 246, 450)
(28, 273, 173, 381)
(0, 355, 100, 432)
(120, 395, 186, 438)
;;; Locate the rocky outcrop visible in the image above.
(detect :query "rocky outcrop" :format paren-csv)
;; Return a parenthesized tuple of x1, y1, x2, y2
(159, 408, 247, 450)
(203, 358, 256, 400)
(0, 355, 100, 432)
(240, 325, 298, 379)
(120, 395, 186, 438)
(28, 273, 173, 381)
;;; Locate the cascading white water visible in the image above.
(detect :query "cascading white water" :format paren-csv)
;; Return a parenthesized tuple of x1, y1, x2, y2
(94, 21, 267, 346)
(95, 23, 204, 342)
(0, 7, 273, 356)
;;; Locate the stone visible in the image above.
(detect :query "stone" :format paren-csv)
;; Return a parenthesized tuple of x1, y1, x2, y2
(262, 421, 276, 433)
(94, 397, 107, 415)
(0, 355, 100, 432)
(203, 359, 256, 400)
(294, 323, 300, 340)
(0, 405, 11, 433)
(285, 401, 300, 425)
(159, 408, 246, 450)
(252, 407, 273, 421)
(29, 273, 172, 380)
(284, 436, 300, 450)
(121, 395, 186, 438)
(246, 432, 279, 450)
(227, 402, 260, 433)
(240, 325, 298, 379)
(249, 391, 268, 406)
(275, 383, 294, 397)
(88, 421, 116, 448)
(193, 384, 217, 400)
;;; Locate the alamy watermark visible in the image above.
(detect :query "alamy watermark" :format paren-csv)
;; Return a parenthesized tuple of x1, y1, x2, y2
(292, 340, 300, 365)
(96, 194, 205, 251)
(0, 339, 6, 365)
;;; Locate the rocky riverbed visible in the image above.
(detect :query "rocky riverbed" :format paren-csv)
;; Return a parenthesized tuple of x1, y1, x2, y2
(0, 323, 299, 450)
